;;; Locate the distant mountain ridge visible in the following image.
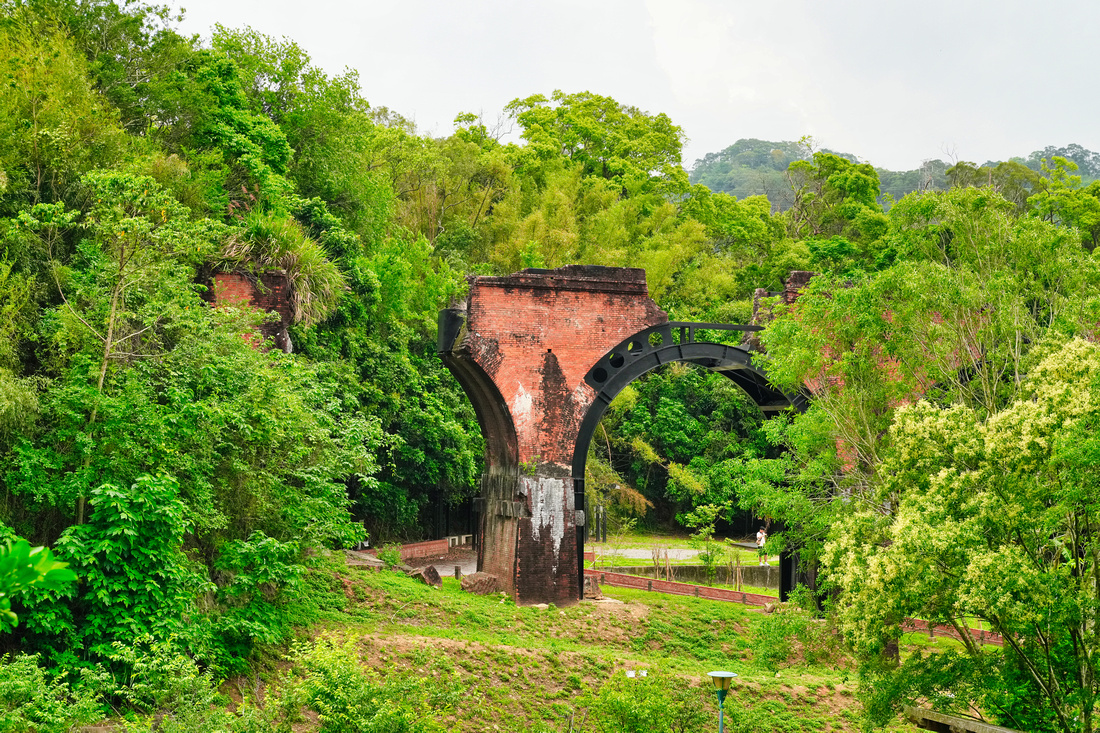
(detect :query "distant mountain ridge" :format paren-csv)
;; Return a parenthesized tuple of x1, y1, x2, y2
(690, 139, 1100, 211)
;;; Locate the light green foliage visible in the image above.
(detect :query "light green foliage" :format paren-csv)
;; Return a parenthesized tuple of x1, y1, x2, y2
(291, 637, 454, 733)
(377, 543, 402, 569)
(946, 159, 1041, 212)
(106, 635, 287, 732)
(485, 91, 715, 301)
(1029, 157, 1100, 251)
(0, 653, 104, 733)
(0, 367, 37, 452)
(0, 13, 125, 207)
(210, 26, 394, 239)
(824, 339, 1100, 732)
(761, 186, 1100, 488)
(597, 363, 773, 527)
(586, 672, 708, 732)
(0, 539, 75, 632)
(583, 452, 651, 518)
(506, 90, 687, 197)
(753, 591, 839, 674)
(680, 187, 786, 258)
(786, 150, 886, 245)
(681, 504, 729, 583)
(109, 635, 220, 716)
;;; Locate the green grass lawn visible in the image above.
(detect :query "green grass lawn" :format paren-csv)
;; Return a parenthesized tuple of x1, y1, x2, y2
(266, 553, 910, 733)
(587, 529, 772, 567)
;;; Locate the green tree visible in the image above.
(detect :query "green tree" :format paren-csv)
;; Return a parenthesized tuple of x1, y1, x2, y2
(505, 90, 688, 197)
(1029, 157, 1100, 251)
(595, 364, 772, 527)
(785, 150, 887, 246)
(45, 474, 199, 661)
(825, 339, 1100, 733)
(0, 13, 125, 208)
(750, 185, 1100, 606)
(16, 171, 218, 523)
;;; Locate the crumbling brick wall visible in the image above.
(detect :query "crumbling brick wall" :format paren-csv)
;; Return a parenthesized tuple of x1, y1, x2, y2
(444, 265, 668, 605)
(211, 271, 294, 353)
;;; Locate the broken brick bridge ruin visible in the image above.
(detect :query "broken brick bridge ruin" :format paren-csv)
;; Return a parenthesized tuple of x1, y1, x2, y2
(438, 265, 809, 606)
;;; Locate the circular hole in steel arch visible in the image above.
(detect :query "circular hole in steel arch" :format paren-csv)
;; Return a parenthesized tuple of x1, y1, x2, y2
(592, 367, 608, 383)
(627, 340, 644, 354)
(648, 332, 663, 348)
(609, 352, 625, 368)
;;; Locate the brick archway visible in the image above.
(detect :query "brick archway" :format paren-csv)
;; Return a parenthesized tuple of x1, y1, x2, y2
(438, 265, 804, 605)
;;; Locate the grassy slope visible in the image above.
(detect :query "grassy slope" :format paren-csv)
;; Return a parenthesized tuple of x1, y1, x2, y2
(275, 555, 909, 733)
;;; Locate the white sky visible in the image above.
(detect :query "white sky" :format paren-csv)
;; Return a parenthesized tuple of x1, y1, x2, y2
(173, 0, 1099, 171)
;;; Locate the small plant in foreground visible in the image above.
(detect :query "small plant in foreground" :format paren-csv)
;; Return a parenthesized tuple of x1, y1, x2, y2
(290, 636, 458, 732)
(584, 670, 708, 732)
(378, 543, 403, 569)
(754, 586, 840, 673)
(0, 654, 104, 733)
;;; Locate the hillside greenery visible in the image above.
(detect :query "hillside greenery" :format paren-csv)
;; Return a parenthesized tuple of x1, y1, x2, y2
(691, 138, 1100, 214)
(2, 0, 1100, 729)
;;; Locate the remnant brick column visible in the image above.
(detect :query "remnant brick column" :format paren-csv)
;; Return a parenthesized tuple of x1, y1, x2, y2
(211, 271, 295, 353)
(440, 266, 667, 605)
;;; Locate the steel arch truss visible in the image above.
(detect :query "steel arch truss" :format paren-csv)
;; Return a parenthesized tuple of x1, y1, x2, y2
(571, 321, 808, 600)
(571, 322, 806, 479)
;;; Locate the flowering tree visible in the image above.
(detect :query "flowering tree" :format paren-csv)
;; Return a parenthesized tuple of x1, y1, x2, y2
(825, 338, 1100, 732)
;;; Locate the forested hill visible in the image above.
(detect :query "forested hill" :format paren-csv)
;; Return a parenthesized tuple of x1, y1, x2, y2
(691, 137, 1100, 211)
(4, 1, 1100, 728)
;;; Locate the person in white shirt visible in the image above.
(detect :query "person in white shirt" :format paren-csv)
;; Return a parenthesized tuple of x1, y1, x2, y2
(756, 527, 768, 566)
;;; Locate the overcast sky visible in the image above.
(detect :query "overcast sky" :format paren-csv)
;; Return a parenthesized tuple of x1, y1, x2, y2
(173, 0, 1099, 172)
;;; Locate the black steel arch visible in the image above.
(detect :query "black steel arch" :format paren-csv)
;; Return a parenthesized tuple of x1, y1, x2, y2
(571, 321, 808, 599)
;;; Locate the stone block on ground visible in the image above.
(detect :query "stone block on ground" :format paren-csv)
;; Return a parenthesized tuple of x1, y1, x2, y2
(408, 565, 442, 588)
(343, 549, 384, 569)
(583, 575, 603, 600)
(461, 572, 500, 595)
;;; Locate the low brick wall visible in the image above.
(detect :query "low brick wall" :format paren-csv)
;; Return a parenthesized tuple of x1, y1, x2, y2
(398, 539, 450, 560)
(586, 569, 778, 606)
(902, 617, 1003, 647)
(589, 569, 1004, 648)
(366, 539, 451, 562)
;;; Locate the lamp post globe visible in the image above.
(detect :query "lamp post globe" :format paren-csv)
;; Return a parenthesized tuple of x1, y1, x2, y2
(707, 671, 737, 733)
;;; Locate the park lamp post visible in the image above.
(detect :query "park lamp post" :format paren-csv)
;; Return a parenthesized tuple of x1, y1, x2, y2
(707, 671, 737, 733)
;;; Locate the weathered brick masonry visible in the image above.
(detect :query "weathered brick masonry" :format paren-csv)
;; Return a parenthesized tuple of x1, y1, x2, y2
(440, 266, 667, 605)
(210, 271, 295, 353)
